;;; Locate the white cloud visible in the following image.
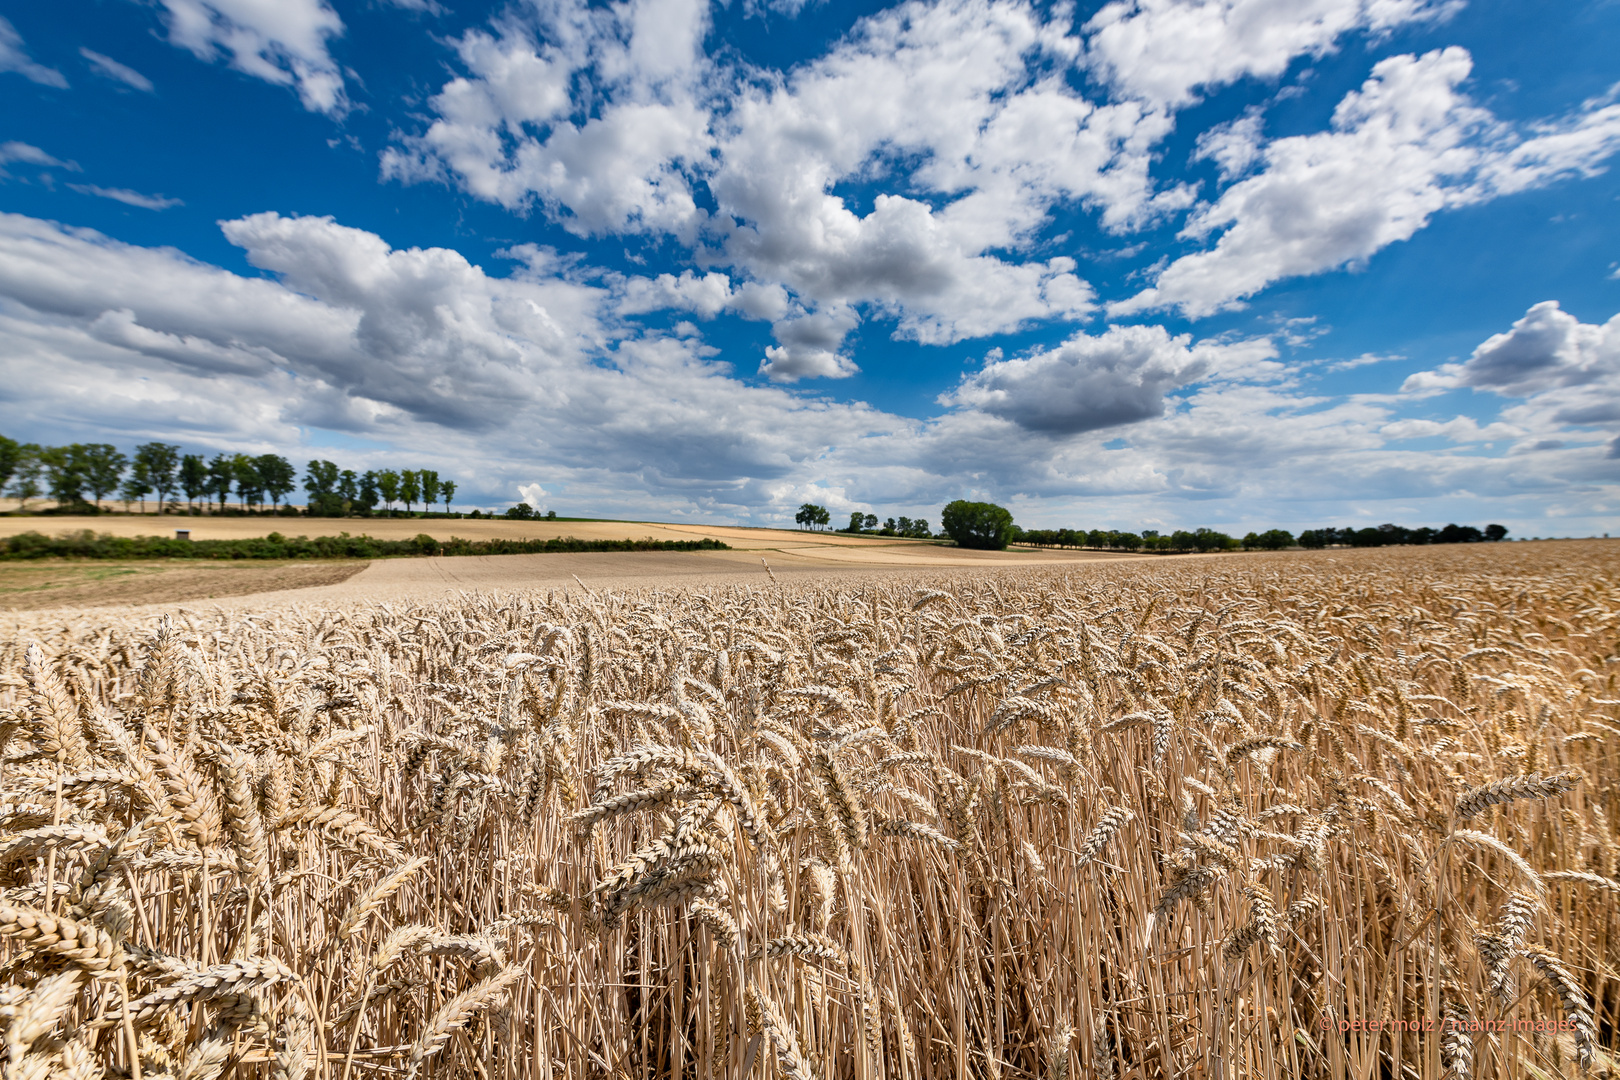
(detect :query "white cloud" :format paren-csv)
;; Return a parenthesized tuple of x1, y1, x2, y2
(1378, 415, 1519, 442)
(80, 48, 154, 92)
(1082, 0, 1458, 109)
(0, 142, 77, 178)
(1403, 301, 1620, 460)
(4, 208, 1619, 532)
(1116, 49, 1620, 319)
(939, 323, 1276, 433)
(1193, 111, 1264, 180)
(152, 0, 348, 114)
(517, 482, 549, 511)
(68, 184, 184, 210)
(381, 0, 716, 238)
(0, 16, 67, 88)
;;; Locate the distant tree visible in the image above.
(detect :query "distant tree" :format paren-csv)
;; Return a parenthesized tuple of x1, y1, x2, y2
(73, 444, 125, 511)
(303, 459, 342, 516)
(1243, 528, 1293, 551)
(882, 517, 897, 535)
(39, 446, 86, 508)
(179, 454, 208, 512)
(1485, 523, 1508, 542)
(134, 443, 180, 512)
(941, 500, 1015, 550)
(10, 446, 43, 510)
(440, 479, 456, 513)
(358, 471, 381, 514)
(862, 513, 878, 532)
(377, 470, 400, 513)
(400, 470, 421, 514)
(233, 455, 264, 512)
(0, 435, 19, 494)
(909, 517, 930, 538)
(420, 470, 440, 512)
(796, 503, 829, 530)
(121, 457, 153, 513)
(257, 454, 296, 511)
(208, 453, 235, 512)
(846, 511, 865, 533)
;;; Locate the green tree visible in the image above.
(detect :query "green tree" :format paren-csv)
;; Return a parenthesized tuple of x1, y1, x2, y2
(303, 459, 341, 516)
(38, 446, 83, 508)
(796, 503, 828, 530)
(10, 445, 43, 510)
(940, 500, 1015, 550)
(377, 470, 400, 513)
(400, 469, 421, 513)
(79, 444, 127, 511)
(358, 471, 381, 514)
(208, 453, 235, 512)
(121, 458, 153, 512)
(233, 455, 264, 512)
(133, 443, 180, 512)
(420, 470, 440, 512)
(0, 434, 21, 494)
(845, 511, 865, 532)
(1485, 523, 1508, 541)
(179, 454, 208, 511)
(257, 455, 296, 511)
(440, 479, 456, 513)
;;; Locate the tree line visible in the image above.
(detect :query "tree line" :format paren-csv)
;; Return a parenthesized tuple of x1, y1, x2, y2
(795, 503, 934, 539)
(1014, 521, 1510, 551)
(0, 436, 462, 517)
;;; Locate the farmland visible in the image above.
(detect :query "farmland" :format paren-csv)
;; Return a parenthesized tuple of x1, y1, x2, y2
(0, 542, 1617, 1078)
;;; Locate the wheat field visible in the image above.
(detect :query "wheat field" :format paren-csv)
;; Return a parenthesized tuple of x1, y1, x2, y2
(1, 543, 1617, 1080)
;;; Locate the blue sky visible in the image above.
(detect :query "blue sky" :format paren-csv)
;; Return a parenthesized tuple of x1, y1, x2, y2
(2, 0, 1619, 536)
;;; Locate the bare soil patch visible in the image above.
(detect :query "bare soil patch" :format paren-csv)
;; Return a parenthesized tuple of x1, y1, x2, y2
(0, 559, 366, 611)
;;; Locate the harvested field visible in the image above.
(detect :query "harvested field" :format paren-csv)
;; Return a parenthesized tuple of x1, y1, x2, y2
(1, 541, 1617, 1079)
(0, 559, 367, 611)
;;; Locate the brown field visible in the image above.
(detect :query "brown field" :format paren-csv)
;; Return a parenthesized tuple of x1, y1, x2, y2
(2, 541, 1618, 1080)
(0, 559, 368, 612)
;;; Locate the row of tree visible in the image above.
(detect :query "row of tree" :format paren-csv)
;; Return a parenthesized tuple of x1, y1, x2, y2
(1017, 521, 1510, 552)
(302, 460, 456, 516)
(794, 503, 935, 539)
(0, 436, 460, 517)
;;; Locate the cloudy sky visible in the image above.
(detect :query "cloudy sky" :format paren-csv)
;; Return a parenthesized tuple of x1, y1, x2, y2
(2, 0, 1619, 535)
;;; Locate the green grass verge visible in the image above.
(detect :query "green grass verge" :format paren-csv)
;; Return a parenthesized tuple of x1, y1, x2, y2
(0, 530, 731, 561)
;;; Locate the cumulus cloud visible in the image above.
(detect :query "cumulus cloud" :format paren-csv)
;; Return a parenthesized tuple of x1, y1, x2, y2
(4, 207, 1617, 530)
(0, 16, 67, 88)
(1402, 301, 1620, 465)
(151, 0, 348, 114)
(1117, 49, 1620, 318)
(1405, 301, 1620, 398)
(384, 0, 1172, 372)
(68, 184, 184, 210)
(939, 324, 1276, 434)
(80, 48, 153, 91)
(1082, 0, 1457, 109)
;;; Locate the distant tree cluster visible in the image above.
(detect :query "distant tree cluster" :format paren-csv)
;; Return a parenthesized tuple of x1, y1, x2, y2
(0, 434, 465, 518)
(796, 503, 832, 530)
(1018, 521, 1510, 552)
(502, 503, 557, 521)
(0, 437, 299, 514)
(836, 511, 932, 538)
(303, 460, 462, 517)
(1296, 523, 1507, 547)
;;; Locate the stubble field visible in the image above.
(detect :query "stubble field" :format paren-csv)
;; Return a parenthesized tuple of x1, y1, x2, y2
(0, 541, 1616, 1079)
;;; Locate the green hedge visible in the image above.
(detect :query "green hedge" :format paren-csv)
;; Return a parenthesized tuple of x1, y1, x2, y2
(0, 530, 730, 561)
